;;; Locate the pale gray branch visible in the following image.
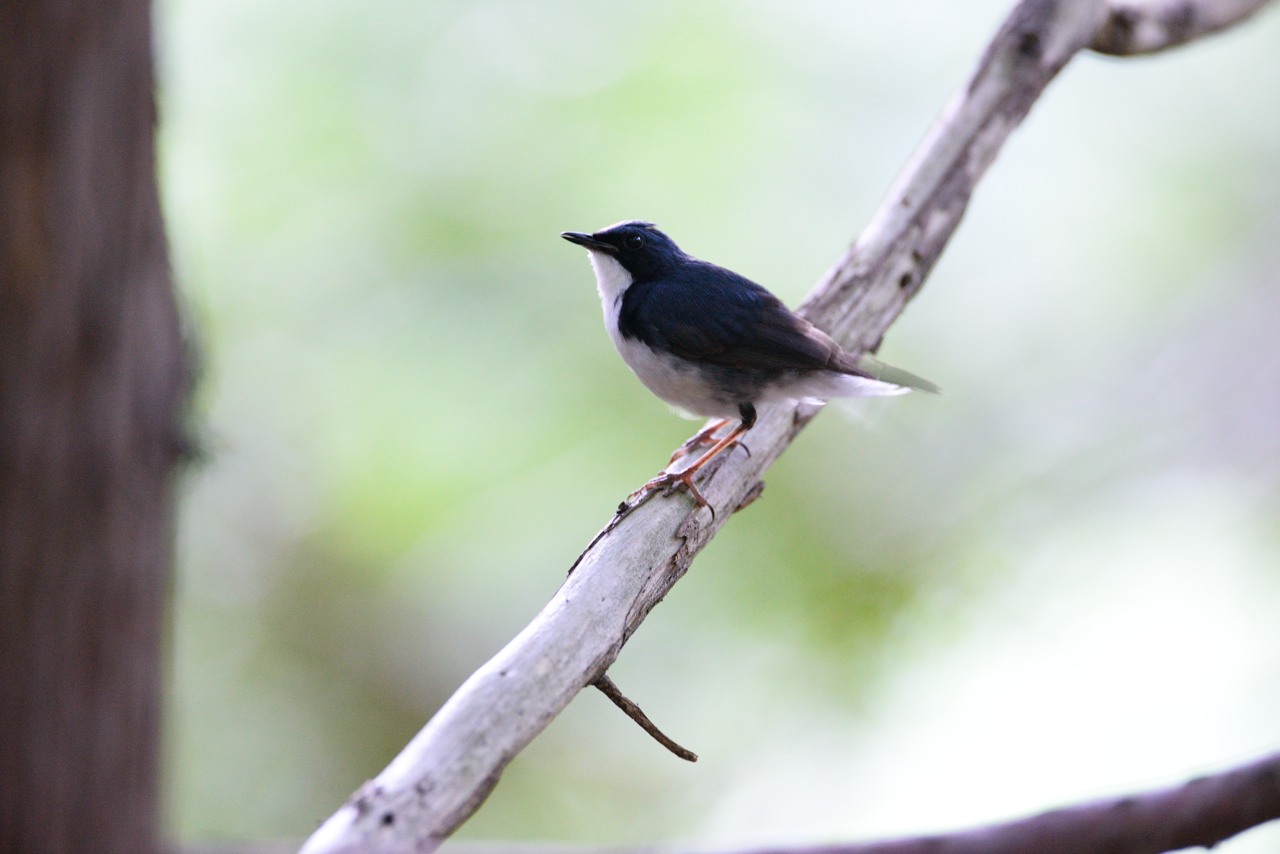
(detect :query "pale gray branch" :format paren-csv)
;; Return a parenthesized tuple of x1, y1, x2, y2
(1092, 0, 1272, 55)
(298, 1, 1274, 852)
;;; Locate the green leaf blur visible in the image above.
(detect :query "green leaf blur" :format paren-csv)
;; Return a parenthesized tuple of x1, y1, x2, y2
(159, 1, 1280, 850)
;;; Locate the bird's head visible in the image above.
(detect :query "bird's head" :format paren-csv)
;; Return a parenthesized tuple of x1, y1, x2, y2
(561, 220, 686, 282)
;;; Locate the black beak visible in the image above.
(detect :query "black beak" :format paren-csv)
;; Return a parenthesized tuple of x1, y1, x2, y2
(561, 231, 616, 254)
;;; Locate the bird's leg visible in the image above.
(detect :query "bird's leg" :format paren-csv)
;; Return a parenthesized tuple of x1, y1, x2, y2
(667, 418, 731, 465)
(630, 426, 746, 511)
(630, 404, 757, 514)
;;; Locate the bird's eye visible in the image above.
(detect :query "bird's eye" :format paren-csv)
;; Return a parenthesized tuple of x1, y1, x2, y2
(624, 234, 645, 250)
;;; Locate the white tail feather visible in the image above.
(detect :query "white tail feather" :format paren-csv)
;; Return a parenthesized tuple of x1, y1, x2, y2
(763, 370, 911, 407)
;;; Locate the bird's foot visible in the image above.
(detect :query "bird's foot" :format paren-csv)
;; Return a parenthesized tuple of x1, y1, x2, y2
(631, 416, 753, 520)
(667, 419, 730, 466)
(627, 468, 714, 518)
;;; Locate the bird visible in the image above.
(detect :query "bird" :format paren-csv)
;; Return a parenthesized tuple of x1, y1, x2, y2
(561, 220, 937, 513)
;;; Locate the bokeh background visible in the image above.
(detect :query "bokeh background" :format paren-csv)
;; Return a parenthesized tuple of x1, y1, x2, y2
(157, 0, 1280, 849)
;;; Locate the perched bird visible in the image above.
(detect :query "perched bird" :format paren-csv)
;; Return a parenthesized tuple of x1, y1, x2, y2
(562, 220, 937, 512)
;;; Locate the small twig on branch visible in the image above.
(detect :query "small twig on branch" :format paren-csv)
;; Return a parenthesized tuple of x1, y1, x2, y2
(299, 1, 1276, 852)
(592, 674, 698, 763)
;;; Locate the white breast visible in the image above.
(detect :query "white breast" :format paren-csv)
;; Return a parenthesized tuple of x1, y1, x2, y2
(586, 250, 733, 420)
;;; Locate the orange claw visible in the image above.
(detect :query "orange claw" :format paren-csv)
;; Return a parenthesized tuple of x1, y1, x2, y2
(629, 468, 711, 511)
(630, 419, 753, 518)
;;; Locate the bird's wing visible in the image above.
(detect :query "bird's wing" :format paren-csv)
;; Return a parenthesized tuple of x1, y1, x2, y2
(621, 263, 840, 373)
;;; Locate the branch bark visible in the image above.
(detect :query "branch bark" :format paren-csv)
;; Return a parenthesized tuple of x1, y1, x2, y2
(1092, 0, 1271, 54)
(299, 1, 1275, 852)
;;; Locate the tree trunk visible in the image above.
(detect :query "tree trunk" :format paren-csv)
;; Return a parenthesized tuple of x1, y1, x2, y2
(0, 2, 188, 852)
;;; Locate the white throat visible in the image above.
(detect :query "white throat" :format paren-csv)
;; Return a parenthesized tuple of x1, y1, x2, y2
(588, 251, 633, 315)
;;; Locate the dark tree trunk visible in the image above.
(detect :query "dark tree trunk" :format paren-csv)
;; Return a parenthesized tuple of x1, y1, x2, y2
(0, 2, 189, 852)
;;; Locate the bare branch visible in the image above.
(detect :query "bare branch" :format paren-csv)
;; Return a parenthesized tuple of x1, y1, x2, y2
(697, 750, 1280, 854)
(1092, 0, 1273, 55)
(298, 1, 1273, 852)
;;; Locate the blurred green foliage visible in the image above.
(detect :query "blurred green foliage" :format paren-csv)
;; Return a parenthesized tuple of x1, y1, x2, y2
(158, 0, 1280, 849)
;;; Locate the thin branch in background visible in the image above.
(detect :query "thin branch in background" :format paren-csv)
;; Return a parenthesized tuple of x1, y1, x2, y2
(298, 0, 1278, 852)
(717, 749, 1280, 854)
